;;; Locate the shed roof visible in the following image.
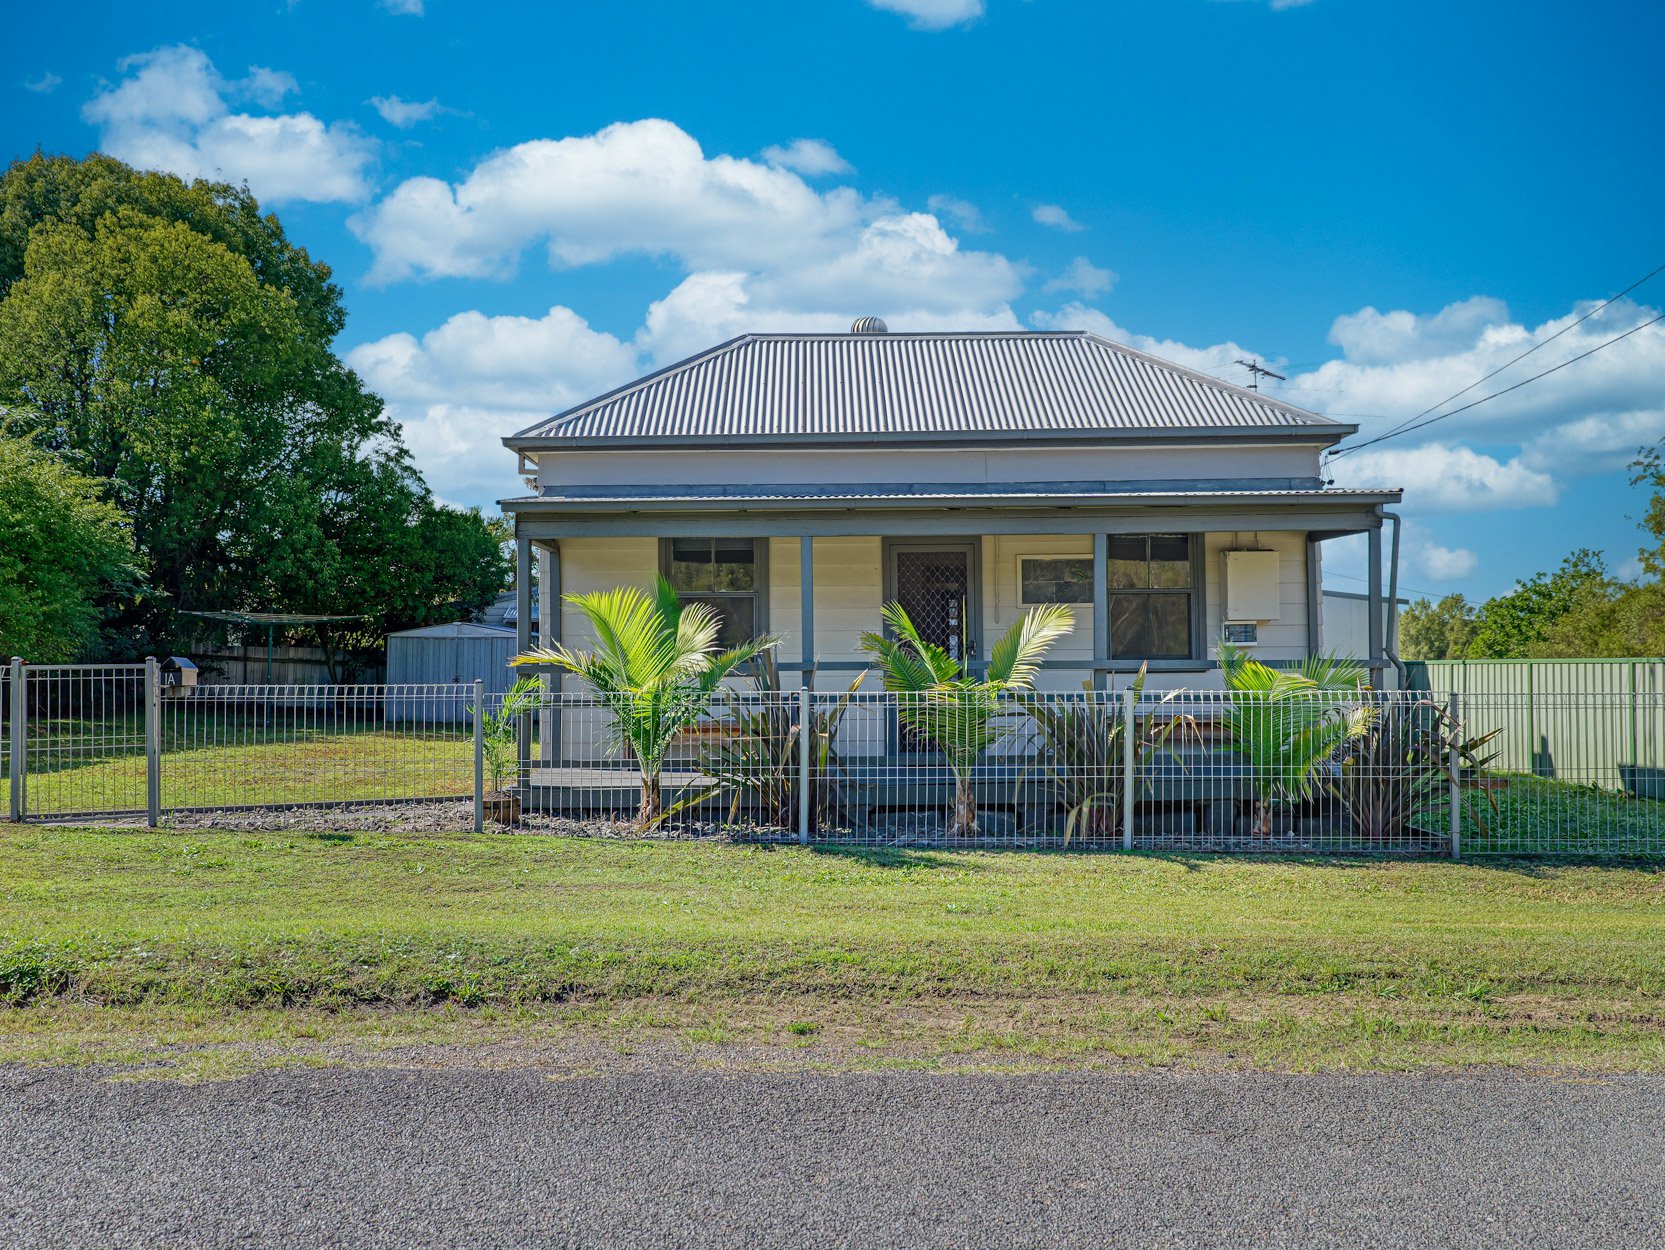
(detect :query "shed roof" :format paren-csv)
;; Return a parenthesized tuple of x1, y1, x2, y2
(386, 622, 515, 640)
(505, 331, 1346, 450)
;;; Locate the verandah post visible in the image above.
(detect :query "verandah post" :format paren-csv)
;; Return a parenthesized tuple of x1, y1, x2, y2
(8, 657, 23, 822)
(1448, 690, 1462, 861)
(797, 687, 811, 846)
(1121, 684, 1135, 851)
(144, 656, 160, 828)
(472, 678, 485, 834)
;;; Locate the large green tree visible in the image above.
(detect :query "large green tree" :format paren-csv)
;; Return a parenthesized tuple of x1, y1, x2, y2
(0, 154, 504, 656)
(0, 434, 136, 662)
(1399, 593, 1479, 661)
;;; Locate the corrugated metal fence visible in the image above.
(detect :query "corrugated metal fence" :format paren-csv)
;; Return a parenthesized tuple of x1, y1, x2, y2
(1408, 660, 1665, 793)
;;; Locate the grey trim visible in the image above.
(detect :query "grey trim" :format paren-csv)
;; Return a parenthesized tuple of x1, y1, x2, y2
(1103, 533, 1205, 664)
(517, 507, 1388, 541)
(508, 426, 1355, 452)
(504, 489, 1401, 514)
(800, 537, 814, 690)
(1091, 534, 1109, 691)
(657, 536, 770, 638)
(1367, 525, 1384, 668)
(514, 536, 531, 777)
(536, 475, 1330, 501)
(1306, 536, 1321, 657)
(542, 541, 562, 765)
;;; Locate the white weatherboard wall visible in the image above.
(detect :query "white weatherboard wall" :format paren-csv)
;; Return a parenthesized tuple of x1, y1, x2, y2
(549, 529, 1316, 700)
(535, 443, 1328, 492)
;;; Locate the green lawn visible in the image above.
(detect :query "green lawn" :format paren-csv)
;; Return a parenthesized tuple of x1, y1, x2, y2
(1, 716, 473, 814)
(2, 828, 1664, 1076)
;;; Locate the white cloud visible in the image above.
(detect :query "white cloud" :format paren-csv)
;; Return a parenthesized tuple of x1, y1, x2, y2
(1422, 544, 1478, 581)
(370, 95, 442, 128)
(638, 270, 1020, 366)
(242, 66, 297, 108)
(1331, 442, 1560, 513)
(381, 0, 424, 14)
(352, 117, 1024, 356)
(347, 305, 639, 503)
(760, 138, 852, 176)
(927, 194, 988, 233)
(1286, 294, 1665, 512)
(1032, 203, 1083, 232)
(23, 72, 62, 94)
(1032, 303, 1264, 381)
(83, 46, 374, 204)
(1044, 256, 1116, 298)
(867, 0, 985, 29)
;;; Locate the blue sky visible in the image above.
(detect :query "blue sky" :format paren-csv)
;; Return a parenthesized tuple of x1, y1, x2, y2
(8, 0, 1665, 600)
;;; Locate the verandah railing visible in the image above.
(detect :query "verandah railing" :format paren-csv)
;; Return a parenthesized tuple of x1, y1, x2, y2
(3, 658, 1663, 856)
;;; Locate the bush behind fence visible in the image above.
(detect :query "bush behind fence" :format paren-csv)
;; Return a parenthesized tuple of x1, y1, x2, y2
(3, 660, 1663, 856)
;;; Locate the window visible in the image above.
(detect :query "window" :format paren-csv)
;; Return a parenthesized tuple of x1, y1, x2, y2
(1108, 534, 1194, 659)
(1019, 557, 1094, 605)
(663, 538, 763, 648)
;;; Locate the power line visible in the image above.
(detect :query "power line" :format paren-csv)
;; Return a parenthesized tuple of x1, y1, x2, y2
(1330, 308, 1665, 461)
(1329, 260, 1665, 460)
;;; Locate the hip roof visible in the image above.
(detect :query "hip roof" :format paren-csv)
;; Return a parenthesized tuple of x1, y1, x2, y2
(505, 331, 1347, 450)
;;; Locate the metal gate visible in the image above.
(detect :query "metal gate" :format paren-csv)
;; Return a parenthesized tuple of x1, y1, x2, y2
(6, 660, 155, 822)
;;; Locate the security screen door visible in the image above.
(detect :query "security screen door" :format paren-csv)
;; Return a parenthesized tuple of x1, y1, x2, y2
(887, 542, 978, 752)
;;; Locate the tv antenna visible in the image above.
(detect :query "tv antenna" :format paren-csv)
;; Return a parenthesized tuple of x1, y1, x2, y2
(1234, 359, 1285, 391)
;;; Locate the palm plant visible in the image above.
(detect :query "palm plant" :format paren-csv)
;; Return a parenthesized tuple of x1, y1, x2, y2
(472, 676, 544, 797)
(512, 577, 779, 828)
(860, 601, 1074, 838)
(1019, 666, 1198, 845)
(1218, 643, 1374, 835)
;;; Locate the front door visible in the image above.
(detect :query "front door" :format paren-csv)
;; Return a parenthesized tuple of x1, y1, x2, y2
(886, 542, 979, 754)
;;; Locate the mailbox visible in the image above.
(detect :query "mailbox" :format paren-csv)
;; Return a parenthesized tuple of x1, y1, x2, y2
(159, 656, 198, 696)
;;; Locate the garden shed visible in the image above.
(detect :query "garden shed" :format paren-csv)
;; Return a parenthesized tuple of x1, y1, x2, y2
(384, 622, 517, 723)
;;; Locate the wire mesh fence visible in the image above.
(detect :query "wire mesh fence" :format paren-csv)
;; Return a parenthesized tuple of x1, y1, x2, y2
(2, 661, 1662, 856)
(160, 683, 476, 814)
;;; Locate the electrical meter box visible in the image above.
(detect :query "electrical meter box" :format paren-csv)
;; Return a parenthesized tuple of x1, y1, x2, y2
(1222, 550, 1281, 622)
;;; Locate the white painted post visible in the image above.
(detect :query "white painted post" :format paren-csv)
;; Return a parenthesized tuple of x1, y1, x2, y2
(8, 658, 23, 823)
(798, 687, 812, 846)
(144, 657, 160, 828)
(473, 678, 485, 834)
(1121, 684, 1136, 852)
(1448, 691, 1462, 861)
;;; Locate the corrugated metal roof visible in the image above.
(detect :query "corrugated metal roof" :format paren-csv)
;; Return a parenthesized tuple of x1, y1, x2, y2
(502, 486, 1400, 510)
(506, 332, 1340, 448)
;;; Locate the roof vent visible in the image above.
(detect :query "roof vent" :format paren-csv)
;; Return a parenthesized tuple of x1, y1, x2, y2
(850, 316, 889, 335)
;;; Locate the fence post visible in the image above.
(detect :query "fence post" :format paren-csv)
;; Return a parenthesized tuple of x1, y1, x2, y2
(1447, 690, 1462, 861)
(8, 658, 23, 823)
(1121, 684, 1136, 852)
(144, 656, 160, 828)
(472, 679, 485, 834)
(797, 686, 812, 846)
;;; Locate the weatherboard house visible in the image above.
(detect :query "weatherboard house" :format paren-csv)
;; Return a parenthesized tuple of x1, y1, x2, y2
(500, 319, 1404, 710)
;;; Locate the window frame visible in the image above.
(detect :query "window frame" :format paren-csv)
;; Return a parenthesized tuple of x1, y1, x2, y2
(1017, 554, 1096, 607)
(1105, 532, 1205, 662)
(658, 537, 769, 643)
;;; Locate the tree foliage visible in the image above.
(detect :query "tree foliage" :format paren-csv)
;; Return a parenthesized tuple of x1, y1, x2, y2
(0, 434, 137, 662)
(1398, 594, 1479, 661)
(0, 153, 505, 657)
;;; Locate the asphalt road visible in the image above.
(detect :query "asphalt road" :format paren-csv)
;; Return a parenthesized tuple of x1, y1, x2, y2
(4, 1066, 1662, 1249)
